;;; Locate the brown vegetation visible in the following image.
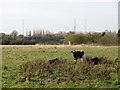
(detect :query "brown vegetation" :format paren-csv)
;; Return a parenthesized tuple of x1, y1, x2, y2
(19, 57, 116, 83)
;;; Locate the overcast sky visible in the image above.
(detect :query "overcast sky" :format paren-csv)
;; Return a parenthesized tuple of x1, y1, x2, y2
(0, 0, 119, 35)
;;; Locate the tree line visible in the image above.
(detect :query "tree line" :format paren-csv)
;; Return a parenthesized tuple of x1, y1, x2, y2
(0, 29, 120, 45)
(0, 29, 65, 45)
(64, 30, 119, 45)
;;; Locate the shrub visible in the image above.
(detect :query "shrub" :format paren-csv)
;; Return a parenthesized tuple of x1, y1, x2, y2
(19, 57, 115, 84)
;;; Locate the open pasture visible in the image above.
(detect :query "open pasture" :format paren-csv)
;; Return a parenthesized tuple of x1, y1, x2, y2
(2, 45, 119, 88)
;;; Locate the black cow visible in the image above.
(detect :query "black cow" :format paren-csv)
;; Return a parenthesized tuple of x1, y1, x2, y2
(91, 57, 100, 65)
(71, 50, 84, 61)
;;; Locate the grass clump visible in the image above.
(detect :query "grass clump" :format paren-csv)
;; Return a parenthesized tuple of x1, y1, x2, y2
(18, 57, 117, 88)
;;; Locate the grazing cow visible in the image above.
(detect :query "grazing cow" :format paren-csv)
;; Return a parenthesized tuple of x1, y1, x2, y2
(91, 57, 100, 65)
(71, 50, 84, 61)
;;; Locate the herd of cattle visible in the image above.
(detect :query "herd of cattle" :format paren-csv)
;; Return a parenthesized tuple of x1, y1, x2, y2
(71, 50, 101, 65)
(48, 50, 110, 65)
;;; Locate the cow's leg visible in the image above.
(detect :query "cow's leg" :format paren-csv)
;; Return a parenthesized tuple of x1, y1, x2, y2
(74, 58, 77, 62)
(80, 58, 84, 62)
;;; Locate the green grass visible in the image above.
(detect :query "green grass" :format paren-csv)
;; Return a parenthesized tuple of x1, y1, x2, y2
(2, 45, 119, 88)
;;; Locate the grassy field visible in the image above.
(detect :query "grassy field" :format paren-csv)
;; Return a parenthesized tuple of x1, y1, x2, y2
(2, 45, 120, 88)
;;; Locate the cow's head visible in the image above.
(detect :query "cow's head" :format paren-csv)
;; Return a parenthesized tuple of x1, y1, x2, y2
(71, 50, 76, 53)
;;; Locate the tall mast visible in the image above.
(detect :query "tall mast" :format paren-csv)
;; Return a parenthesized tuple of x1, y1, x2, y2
(85, 19, 86, 33)
(22, 19, 24, 36)
(74, 18, 76, 33)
